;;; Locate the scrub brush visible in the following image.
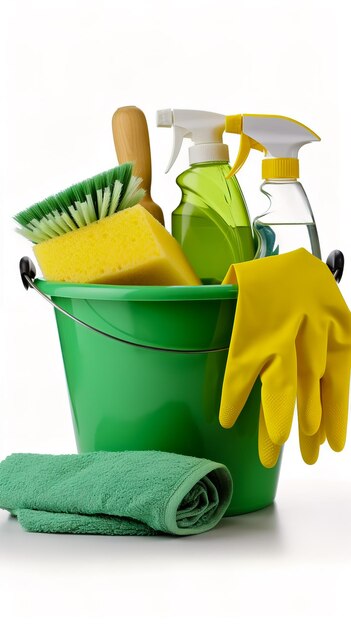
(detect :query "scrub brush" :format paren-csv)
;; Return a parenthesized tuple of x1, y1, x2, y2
(112, 106, 165, 224)
(14, 162, 144, 243)
(14, 162, 200, 286)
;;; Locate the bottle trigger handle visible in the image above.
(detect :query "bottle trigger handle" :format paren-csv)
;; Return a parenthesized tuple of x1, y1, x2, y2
(227, 134, 266, 178)
(165, 126, 189, 173)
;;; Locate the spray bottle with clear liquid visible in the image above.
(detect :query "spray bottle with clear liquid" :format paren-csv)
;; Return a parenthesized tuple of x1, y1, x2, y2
(156, 109, 255, 283)
(225, 114, 322, 259)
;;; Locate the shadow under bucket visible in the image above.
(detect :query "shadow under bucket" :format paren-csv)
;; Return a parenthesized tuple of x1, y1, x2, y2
(36, 279, 282, 516)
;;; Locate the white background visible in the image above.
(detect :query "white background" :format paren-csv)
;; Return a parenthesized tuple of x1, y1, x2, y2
(1, 0, 351, 623)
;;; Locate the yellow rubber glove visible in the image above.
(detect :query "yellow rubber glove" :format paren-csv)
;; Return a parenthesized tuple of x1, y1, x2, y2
(219, 248, 351, 467)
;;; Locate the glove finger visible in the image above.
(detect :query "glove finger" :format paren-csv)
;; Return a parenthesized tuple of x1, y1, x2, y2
(295, 322, 327, 436)
(219, 358, 259, 429)
(260, 351, 297, 446)
(318, 414, 327, 445)
(258, 404, 281, 468)
(299, 425, 321, 464)
(321, 351, 350, 451)
(297, 375, 322, 437)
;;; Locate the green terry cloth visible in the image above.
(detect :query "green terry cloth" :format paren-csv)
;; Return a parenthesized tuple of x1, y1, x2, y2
(0, 451, 232, 536)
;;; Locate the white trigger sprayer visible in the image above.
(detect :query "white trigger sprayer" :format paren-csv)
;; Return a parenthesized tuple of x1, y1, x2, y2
(156, 109, 229, 173)
(225, 114, 322, 258)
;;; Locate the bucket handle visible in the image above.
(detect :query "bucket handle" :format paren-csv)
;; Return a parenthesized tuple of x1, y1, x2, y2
(19, 257, 229, 354)
(326, 249, 344, 283)
(20, 250, 343, 354)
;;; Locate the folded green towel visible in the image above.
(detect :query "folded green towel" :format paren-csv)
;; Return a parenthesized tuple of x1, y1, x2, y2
(0, 451, 232, 536)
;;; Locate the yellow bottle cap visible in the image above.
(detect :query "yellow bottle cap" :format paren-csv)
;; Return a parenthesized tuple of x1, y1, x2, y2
(262, 158, 299, 179)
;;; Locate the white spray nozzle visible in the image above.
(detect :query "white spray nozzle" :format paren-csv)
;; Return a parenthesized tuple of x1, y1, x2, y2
(156, 109, 228, 173)
(225, 114, 320, 179)
(156, 109, 174, 128)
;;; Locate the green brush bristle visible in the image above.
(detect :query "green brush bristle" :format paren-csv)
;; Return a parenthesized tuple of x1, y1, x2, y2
(14, 162, 145, 243)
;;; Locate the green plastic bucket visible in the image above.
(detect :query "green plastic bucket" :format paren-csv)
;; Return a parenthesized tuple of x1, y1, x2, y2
(36, 279, 282, 516)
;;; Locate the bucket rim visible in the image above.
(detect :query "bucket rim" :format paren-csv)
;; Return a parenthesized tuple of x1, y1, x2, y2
(35, 279, 238, 302)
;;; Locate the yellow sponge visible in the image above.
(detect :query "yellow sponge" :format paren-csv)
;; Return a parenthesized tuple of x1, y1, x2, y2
(34, 204, 201, 286)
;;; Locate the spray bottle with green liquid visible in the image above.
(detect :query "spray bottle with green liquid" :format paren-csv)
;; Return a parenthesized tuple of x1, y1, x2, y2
(156, 109, 255, 283)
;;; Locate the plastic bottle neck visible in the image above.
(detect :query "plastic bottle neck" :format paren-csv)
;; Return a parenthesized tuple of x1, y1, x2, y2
(189, 143, 229, 166)
(189, 160, 229, 169)
(262, 157, 299, 179)
(263, 178, 298, 183)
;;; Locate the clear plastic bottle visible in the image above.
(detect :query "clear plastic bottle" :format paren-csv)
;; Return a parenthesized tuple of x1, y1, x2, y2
(253, 179, 321, 258)
(224, 114, 322, 260)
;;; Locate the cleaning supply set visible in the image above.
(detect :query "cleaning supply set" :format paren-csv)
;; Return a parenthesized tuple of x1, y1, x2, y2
(2, 104, 350, 537)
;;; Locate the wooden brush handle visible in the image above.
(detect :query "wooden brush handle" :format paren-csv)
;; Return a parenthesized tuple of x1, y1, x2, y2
(112, 106, 164, 224)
